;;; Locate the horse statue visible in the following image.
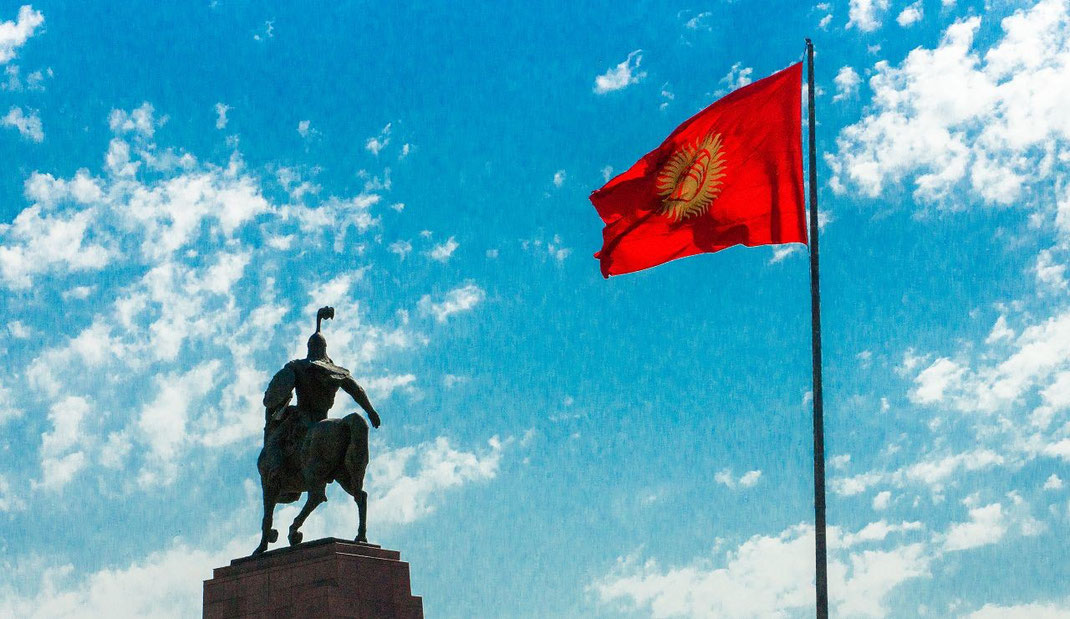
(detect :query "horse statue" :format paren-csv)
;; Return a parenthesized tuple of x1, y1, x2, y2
(252, 307, 382, 556)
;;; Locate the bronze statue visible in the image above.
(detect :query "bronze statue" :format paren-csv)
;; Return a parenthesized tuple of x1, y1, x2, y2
(252, 306, 382, 556)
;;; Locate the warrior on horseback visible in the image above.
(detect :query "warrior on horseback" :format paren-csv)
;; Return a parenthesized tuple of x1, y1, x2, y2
(253, 306, 382, 556)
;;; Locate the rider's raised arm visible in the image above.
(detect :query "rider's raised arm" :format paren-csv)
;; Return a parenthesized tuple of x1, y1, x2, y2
(340, 375, 381, 427)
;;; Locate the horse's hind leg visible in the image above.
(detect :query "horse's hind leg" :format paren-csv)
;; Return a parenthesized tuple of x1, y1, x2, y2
(288, 483, 326, 546)
(354, 489, 368, 543)
(345, 434, 370, 543)
(253, 478, 280, 556)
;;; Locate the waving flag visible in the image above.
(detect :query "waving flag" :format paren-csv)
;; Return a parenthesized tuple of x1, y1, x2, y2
(590, 62, 805, 278)
(590, 49, 833, 619)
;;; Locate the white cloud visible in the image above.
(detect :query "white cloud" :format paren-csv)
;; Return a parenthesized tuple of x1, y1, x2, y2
(0, 539, 244, 619)
(552, 169, 566, 188)
(25, 320, 125, 399)
(910, 357, 966, 404)
(0, 474, 25, 512)
(521, 235, 571, 264)
(369, 436, 504, 524)
(594, 522, 931, 618)
(829, 454, 851, 470)
(829, 2, 1070, 207)
(684, 11, 711, 31)
(819, 10, 834, 30)
(427, 236, 459, 262)
(986, 314, 1015, 343)
(769, 245, 802, 264)
(297, 119, 312, 138)
(0, 106, 274, 285)
(847, 0, 889, 32)
(0, 5, 44, 65)
(836, 520, 924, 548)
(307, 271, 362, 310)
(287, 194, 380, 247)
(214, 102, 229, 129)
(0, 198, 110, 289)
(873, 490, 892, 510)
(594, 50, 646, 94)
(360, 373, 416, 400)
(594, 524, 814, 618)
(1044, 473, 1064, 490)
(943, 502, 1006, 551)
(366, 122, 391, 155)
(967, 600, 1070, 618)
(831, 471, 885, 496)
(37, 396, 92, 490)
(547, 235, 571, 263)
(136, 361, 221, 484)
(831, 448, 1005, 497)
(715, 468, 762, 489)
(718, 62, 753, 93)
(1036, 249, 1068, 290)
(3, 102, 410, 479)
(902, 449, 1004, 489)
(265, 234, 292, 250)
(418, 283, 485, 323)
(275, 166, 321, 201)
(1044, 439, 1070, 461)
(61, 285, 94, 301)
(739, 470, 762, 487)
(834, 542, 931, 617)
(388, 239, 412, 260)
(832, 66, 861, 102)
(442, 374, 468, 388)
(8, 319, 28, 338)
(1026, 385, 1067, 426)
(2, 64, 48, 92)
(659, 84, 674, 111)
(253, 19, 274, 41)
(109, 102, 158, 138)
(3, 106, 43, 142)
(907, 309, 1070, 414)
(897, 1, 923, 27)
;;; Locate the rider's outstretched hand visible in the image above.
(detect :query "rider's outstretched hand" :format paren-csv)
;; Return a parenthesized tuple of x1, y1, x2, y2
(369, 410, 381, 429)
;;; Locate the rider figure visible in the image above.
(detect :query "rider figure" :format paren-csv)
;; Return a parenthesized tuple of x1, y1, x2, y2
(263, 307, 381, 457)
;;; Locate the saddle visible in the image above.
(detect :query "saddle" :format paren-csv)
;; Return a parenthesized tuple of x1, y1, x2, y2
(264, 405, 313, 465)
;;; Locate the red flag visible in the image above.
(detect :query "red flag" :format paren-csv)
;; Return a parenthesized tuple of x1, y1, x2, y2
(591, 63, 806, 278)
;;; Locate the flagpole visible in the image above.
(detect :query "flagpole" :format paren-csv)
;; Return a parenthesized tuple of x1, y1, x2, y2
(805, 38, 829, 619)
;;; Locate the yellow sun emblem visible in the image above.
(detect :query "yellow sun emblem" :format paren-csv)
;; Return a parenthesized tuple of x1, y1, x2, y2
(654, 131, 726, 222)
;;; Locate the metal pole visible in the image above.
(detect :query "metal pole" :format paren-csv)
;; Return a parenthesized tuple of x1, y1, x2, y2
(805, 38, 829, 619)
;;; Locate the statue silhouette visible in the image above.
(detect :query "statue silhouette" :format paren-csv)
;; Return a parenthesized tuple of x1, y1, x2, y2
(252, 306, 381, 556)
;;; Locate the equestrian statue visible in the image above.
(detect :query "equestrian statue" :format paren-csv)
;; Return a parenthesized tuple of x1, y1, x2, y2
(252, 306, 381, 556)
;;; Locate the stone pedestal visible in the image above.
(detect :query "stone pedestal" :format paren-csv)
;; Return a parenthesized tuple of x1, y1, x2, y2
(203, 538, 423, 618)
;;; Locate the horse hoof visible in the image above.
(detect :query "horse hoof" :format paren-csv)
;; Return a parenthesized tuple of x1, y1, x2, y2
(289, 530, 303, 546)
(251, 544, 267, 556)
(355, 533, 368, 543)
(268, 529, 278, 543)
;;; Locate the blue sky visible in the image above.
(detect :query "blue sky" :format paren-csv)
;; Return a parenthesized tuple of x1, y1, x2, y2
(1, 0, 1069, 616)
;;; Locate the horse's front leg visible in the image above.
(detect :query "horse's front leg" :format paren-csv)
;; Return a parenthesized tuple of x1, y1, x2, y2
(253, 479, 280, 556)
(288, 483, 326, 546)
